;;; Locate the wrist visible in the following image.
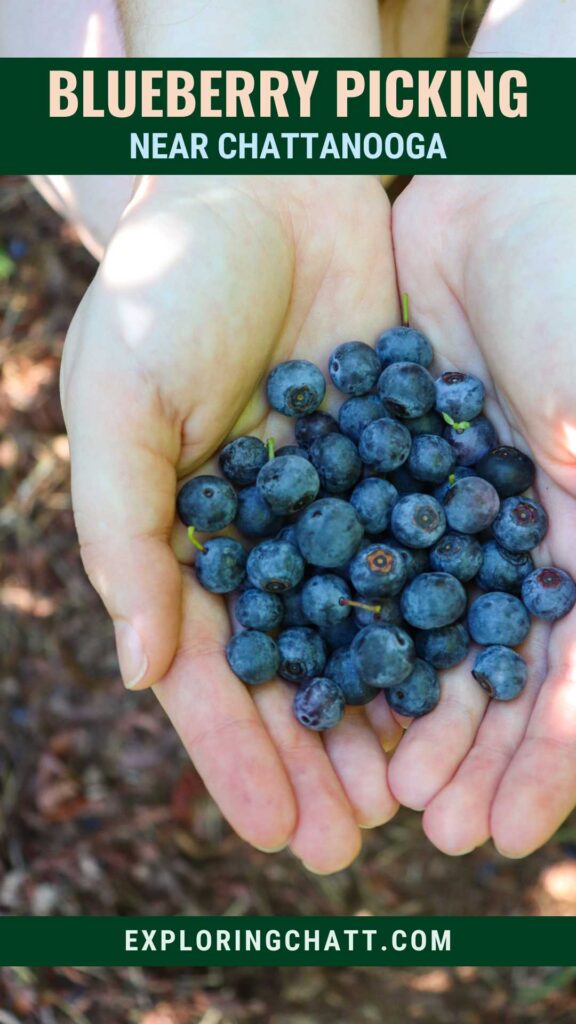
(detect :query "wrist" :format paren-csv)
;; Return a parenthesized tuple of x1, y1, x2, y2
(119, 0, 380, 58)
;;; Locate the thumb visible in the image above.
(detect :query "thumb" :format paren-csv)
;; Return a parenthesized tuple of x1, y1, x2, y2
(62, 315, 183, 691)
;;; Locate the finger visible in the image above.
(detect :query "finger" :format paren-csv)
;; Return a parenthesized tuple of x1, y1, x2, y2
(154, 572, 297, 852)
(323, 707, 399, 829)
(422, 620, 549, 855)
(253, 682, 362, 874)
(62, 313, 182, 691)
(387, 654, 489, 811)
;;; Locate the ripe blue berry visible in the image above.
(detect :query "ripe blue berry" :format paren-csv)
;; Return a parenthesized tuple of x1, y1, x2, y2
(351, 624, 415, 688)
(435, 371, 485, 422)
(309, 434, 362, 493)
(444, 415, 497, 466)
(414, 623, 470, 669)
(388, 464, 430, 496)
(442, 476, 500, 533)
(349, 543, 407, 598)
(350, 477, 398, 535)
(408, 434, 456, 484)
(492, 496, 548, 553)
(338, 394, 387, 443)
(430, 532, 483, 582)
(406, 410, 445, 437)
(177, 475, 238, 532)
(196, 537, 247, 593)
(434, 466, 477, 503)
(329, 341, 381, 396)
(235, 486, 284, 539)
(325, 647, 377, 705)
(226, 630, 280, 685)
(257, 454, 320, 514)
(281, 584, 310, 627)
(521, 567, 576, 621)
(401, 572, 467, 629)
(219, 436, 267, 486)
(294, 677, 345, 731)
(294, 411, 339, 449)
(277, 627, 326, 683)
(266, 360, 326, 417)
(247, 540, 305, 594)
(235, 589, 284, 631)
(296, 498, 363, 568)
(391, 493, 446, 548)
(302, 574, 351, 627)
(468, 592, 530, 647)
(477, 541, 533, 593)
(352, 595, 403, 628)
(359, 417, 412, 472)
(319, 616, 359, 650)
(386, 660, 441, 718)
(378, 361, 436, 419)
(376, 325, 433, 369)
(475, 445, 535, 498)
(472, 646, 527, 701)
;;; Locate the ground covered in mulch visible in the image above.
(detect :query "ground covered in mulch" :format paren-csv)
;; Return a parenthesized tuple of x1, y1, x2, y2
(2, 39, 576, 1021)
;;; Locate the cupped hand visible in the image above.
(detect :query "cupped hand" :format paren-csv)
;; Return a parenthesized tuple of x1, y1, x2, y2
(61, 173, 402, 872)
(390, 174, 576, 858)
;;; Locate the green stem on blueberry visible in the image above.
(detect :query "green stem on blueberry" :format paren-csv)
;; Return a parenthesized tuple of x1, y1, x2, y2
(448, 473, 456, 486)
(401, 292, 410, 327)
(339, 598, 382, 614)
(442, 412, 471, 433)
(187, 526, 207, 553)
(266, 437, 276, 460)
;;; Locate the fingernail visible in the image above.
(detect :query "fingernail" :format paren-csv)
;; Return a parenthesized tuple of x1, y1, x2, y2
(253, 841, 290, 854)
(114, 621, 149, 689)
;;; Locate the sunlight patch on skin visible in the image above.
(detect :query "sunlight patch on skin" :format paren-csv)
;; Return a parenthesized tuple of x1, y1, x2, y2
(485, 0, 529, 27)
(543, 641, 576, 743)
(102, 214, 187, 290)
(82, 12, 103, 57)
(561, 422, 576, 460)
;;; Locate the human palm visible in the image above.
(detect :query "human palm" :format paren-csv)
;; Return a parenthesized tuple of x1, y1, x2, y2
(61, 174, 403, 872)
(390, 175, 576, 857)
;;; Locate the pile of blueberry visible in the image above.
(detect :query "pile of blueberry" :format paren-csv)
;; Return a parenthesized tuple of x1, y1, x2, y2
(177, 298, 576, 731)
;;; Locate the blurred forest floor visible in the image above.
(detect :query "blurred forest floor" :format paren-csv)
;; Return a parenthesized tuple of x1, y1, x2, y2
(2, 3, 576, 1021)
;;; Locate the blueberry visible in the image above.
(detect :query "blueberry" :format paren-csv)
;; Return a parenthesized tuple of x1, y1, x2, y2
(247, 540, 305, 594)
(349, 477, 398, 535)
(301, 574, 351, 627)
(414, 623, 470, 670)
(319, 616, 359, 649)
(294, 677, 345, 731)
(325, 647, 377, 706)
(296, 498, 363, 568)
(359, 417, 412, 473)
(177, 475, 238, 532)
(196, 537, 247, 593)
(277, 627, 326, 683)
(472, 645, 528, 701)
(266, 360, 326, 417)
(435, 371, 485, 423)
(406, 410, 445, 437)
(401, 572, 467, 629)
(281, 584, 310, 627)
(379, 540, 430, 582)
(351, 624, 415, 688)
(442, 476, 500, 533)
(219, 436, 267, 486)
(386, 660, 441, 718)
(329, 341, 381, 396)
(226, 630, 280, 685)
(521, 567, 576, 621)
(338, 394, 387, 443)
(475, 445, 536, 498)
(294, 411, 339, 449)
(408, 434, 456, 484)
(275, 524, 301, 550)
(235, 486, 284, 539)
(492, 496, 548, 553)
(477, 541, 533, 593)
(444, 415, 497, 466)
(468, 592, 530, 647)
(235, 589, 284, 631)
(349, 543, 407, 598)
(352, 595, 403, 628)
(309, 434, 362, 494)
(375, 325, 433, 369)
(257, 454, 320, 514)
(434, 466, 477, 503)
(430, 532, 483, 582)
(378, 362, 436, 419)
(390, 493, 446, 548)
(388, 464, 430, 496)
(275, 444, 311, 460)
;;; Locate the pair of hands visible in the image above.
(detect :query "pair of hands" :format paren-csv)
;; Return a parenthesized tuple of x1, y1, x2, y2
(61, 172, 576, 873)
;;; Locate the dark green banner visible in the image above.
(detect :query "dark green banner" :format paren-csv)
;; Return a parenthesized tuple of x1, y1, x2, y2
(0, 916, 575, 966)
(1, 58, 575, 174)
